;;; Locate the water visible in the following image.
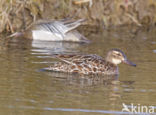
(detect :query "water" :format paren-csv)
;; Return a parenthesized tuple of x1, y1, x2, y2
(0, 26, 156, 115)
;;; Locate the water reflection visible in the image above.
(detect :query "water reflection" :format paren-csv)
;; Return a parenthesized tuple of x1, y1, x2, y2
(42, 71, 119, 86)
(31, 40, 87, 54)
(42, 70, 126, 110)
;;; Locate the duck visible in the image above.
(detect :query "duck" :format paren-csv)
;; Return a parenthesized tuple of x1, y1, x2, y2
(9, 18, 90, 43)
(45, 49, 136, 75)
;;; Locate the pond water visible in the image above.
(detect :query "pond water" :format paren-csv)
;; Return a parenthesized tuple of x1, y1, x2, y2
(0, 26, 156, 115)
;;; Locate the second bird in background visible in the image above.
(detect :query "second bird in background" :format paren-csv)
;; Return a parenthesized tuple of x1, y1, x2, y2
(9, 18, 90, 43)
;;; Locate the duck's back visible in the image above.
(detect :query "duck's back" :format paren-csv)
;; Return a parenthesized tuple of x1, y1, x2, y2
(47, 54, 118, 75)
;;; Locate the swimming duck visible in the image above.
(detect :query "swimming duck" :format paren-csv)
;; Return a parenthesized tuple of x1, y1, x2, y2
(9, 18, 90, 43)
(45, 49, 136, 75)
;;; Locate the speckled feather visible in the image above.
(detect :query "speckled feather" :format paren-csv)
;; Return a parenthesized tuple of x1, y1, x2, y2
(48, 54, 118, 75)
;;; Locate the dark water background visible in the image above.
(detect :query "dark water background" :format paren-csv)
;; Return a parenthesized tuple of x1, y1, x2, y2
(0, 27, 156, 115)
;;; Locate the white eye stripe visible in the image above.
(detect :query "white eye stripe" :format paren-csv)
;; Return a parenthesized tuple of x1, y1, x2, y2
(113, 52, 122, 56)
(113, 51, 121, 54)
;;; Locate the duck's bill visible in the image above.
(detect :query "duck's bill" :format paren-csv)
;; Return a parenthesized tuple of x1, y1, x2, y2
(123, 60, 136, 67)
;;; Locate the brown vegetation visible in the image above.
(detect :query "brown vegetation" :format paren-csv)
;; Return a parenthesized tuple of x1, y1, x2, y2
(0, 0, 156, 34)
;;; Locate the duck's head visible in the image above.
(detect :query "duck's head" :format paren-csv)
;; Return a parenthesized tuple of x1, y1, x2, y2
(106, 49, 136, 67)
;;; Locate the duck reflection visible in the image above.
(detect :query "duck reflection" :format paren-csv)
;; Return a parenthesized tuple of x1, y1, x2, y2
(42, 70, 135, 107)
(31, 40, 86, 53)
(41, 70, 119, 86)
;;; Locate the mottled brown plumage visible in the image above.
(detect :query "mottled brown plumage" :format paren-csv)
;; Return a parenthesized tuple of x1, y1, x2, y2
(46, 49, 136, 75)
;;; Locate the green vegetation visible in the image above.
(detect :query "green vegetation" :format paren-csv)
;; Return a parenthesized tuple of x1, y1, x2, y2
(0, 0, 156, 33)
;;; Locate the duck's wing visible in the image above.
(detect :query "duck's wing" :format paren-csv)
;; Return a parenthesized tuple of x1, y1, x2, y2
(36, 19, 85, 38)
(36, 21, 66, 38)
(61, 19, 86, 32)
(52, 54, 104, 65)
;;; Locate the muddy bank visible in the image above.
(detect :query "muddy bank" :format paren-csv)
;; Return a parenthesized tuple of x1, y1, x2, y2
(0, 0, 156, 33)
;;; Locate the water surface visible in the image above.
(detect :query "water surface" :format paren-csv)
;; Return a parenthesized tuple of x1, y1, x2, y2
(0, 27, 156, 115)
